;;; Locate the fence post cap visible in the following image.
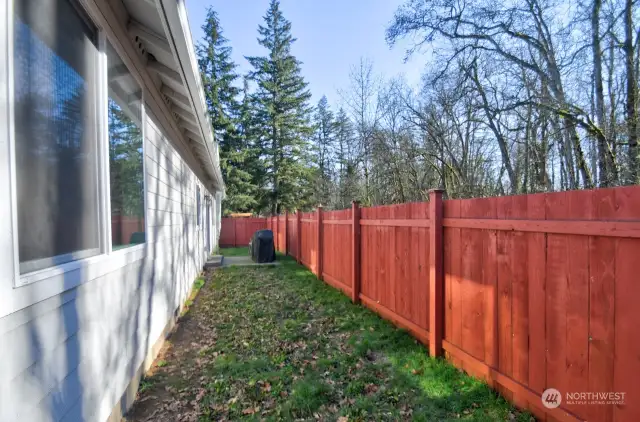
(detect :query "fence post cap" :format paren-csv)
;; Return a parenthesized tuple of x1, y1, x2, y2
(429, 188, 445, 194)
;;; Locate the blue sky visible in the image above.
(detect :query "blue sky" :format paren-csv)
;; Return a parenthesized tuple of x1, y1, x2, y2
(185, 0, 427, 108)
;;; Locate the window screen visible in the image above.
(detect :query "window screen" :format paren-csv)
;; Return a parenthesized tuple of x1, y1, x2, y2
(13, 0, 101, 273)
(107, 42, 146, 249)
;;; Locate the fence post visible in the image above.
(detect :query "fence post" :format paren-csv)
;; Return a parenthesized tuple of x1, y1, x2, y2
(351, 201, 361, 303)
(297, 210, 302, 264)
(284, 211, 289, 255)
(429, 189, 445, 357)
(317, 206, 323, 279)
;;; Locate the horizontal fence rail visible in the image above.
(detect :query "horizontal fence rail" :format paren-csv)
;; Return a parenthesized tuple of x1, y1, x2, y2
(220, 185, 640, 422)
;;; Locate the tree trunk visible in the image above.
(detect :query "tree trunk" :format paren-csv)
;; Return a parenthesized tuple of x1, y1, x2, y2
(271, 123, 278, 215)
(624, 0, 638, 182)
(592, 0, 611, 186)
(469, 63, 518, 192)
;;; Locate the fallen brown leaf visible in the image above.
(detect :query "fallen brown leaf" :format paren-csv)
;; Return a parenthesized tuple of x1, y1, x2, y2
(242, 407, 256, 415)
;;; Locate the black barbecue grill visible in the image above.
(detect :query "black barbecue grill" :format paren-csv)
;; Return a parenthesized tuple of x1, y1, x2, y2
(249, 229, 276, 263)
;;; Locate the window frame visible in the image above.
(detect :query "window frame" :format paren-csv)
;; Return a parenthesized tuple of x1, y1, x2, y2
(6, 0, 148, 288)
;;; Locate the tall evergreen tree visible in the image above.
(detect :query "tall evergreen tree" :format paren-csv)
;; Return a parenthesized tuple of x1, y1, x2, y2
(198, 7, 257, 214)
(246, 0, 314, 214)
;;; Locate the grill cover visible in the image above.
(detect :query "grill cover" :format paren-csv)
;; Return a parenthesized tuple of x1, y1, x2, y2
(249, 229, 275, 263)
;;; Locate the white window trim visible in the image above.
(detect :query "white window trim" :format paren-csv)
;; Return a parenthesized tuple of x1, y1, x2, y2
(7, 0, 149, 288)
(7, 0, 20, 285)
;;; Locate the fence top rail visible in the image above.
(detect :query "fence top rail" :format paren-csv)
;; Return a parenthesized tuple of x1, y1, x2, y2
(323, 219, 352, 225)
(360, 219, 431, 228)
(222, 217, 267, 222)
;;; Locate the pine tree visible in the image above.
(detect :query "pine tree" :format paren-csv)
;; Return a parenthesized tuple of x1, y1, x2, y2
(198, 7, 257, 214)
(246, 0, 314, 214)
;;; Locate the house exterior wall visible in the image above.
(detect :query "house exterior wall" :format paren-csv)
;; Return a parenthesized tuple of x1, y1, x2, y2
(0, 110, 214, 422)
(0, 1, 221, 421)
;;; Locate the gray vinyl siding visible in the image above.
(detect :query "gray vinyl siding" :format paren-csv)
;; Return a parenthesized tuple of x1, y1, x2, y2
(0, 111, 213, 422)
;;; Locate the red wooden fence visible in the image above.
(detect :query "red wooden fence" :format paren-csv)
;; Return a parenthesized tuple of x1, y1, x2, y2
(439, 187, 640, 422)
(220, 217, 268, 247)
(219, 185, 640, 422)
(111, 215, 145, 246)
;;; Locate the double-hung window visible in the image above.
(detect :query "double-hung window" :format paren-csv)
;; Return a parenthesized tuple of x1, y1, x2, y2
(10, 0, 147, 283)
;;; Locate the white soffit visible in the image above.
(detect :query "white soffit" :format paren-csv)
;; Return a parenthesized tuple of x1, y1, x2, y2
(121, 0, 225, 195)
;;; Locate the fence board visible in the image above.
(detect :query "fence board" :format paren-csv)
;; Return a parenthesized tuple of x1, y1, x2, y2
(613, 186, 640, 422)
(460, 198, 486, 363)
(445, 199, 462, 368)
(496, 195, 514, 403)
(482, 200, 499, 386)
(588, 188, 615, 422)
(277, 215, 286, 253)
(287, 213, 298, 260)
(511, 194, 530, 410)
(545, 191, 570, 418)
(526, 193, 547, 420)
(565, 191, 591, 418)
(300, 212, 317, 273)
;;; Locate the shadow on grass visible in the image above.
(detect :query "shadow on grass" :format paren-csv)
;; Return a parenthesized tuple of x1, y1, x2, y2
(220, 246, 250, 257)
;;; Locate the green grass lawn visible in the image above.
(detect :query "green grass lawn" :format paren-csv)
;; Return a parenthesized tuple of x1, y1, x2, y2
(127, 252, 529, 421)
(219, 246, 250, 256)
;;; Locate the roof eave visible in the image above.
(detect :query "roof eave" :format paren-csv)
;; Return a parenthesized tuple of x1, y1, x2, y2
(155, 0, 225, 196)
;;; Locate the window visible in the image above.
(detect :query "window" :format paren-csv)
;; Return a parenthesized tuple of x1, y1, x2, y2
(13, 0, 101, 273)
(107, 42, 146, 249)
